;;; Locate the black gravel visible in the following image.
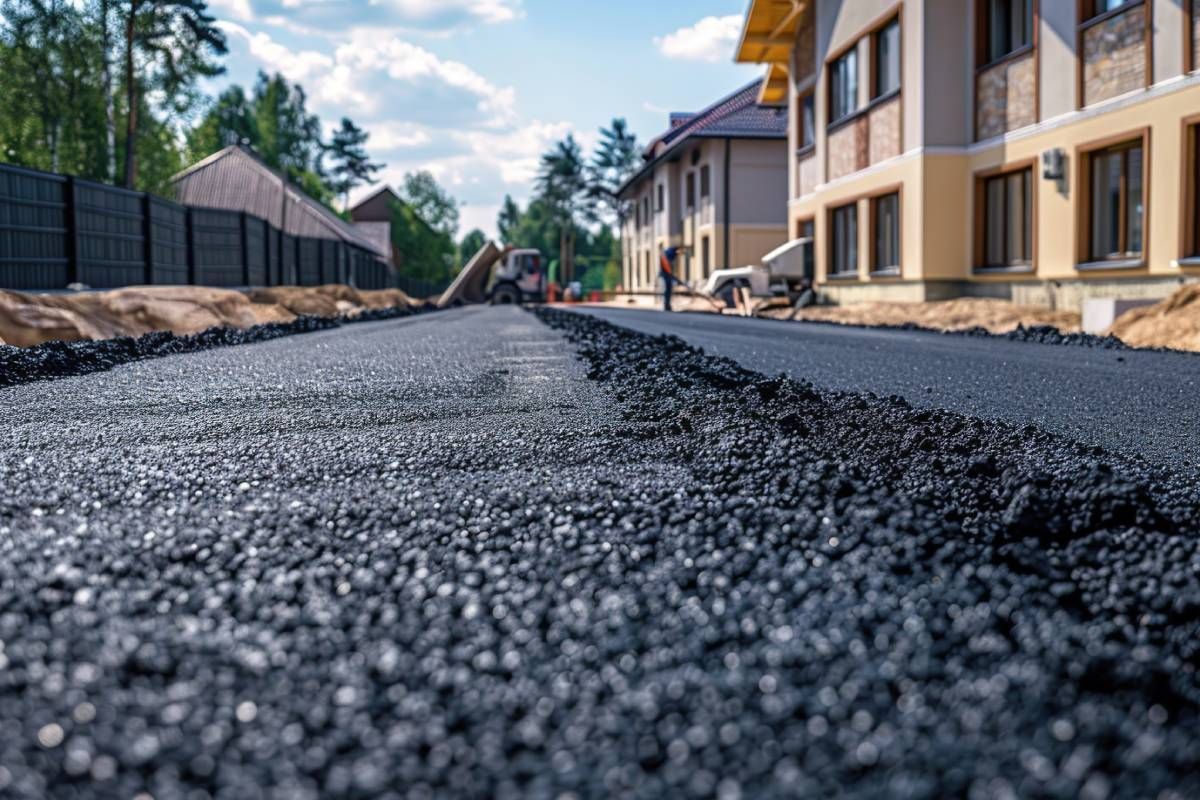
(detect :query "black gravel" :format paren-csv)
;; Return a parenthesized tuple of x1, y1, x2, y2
(1, 304, 1198, 799)
(0, 304, 429, 389)
(574, 306, 1200, 476)
(789, 318, 1132, 350)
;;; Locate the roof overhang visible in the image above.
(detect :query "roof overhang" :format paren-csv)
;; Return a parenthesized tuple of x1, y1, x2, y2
(735, 0, 808, 66)
(758, 63, 790, 106)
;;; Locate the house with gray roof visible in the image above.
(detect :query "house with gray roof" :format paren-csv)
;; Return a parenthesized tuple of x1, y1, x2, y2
(173, 146, 390, 264)
(618, 79, 788, 291)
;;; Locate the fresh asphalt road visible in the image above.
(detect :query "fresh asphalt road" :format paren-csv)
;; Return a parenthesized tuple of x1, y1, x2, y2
(574, 306, 1200, 475)
(3, 305, 1200, 798)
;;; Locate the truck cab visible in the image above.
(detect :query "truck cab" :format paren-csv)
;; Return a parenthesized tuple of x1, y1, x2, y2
(490, 248, 545, 304)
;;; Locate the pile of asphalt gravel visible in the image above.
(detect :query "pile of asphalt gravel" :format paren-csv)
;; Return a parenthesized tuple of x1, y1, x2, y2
(0, 305, 425, 388)
(534, 308, 1200, 798)
(0, 305, 1196, 799)
(794, 317, 1131, 350)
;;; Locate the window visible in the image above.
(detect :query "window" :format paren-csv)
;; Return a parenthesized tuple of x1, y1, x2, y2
(642, 197, 650, 227)
(979, 167, 1033, 268)
(798, 92, 815, 150)
(873, 19, 901, 98)
(1188, 123, 1200, 257)
(872, 193, 900, 273)
(700, 165, 711, 200)
(830, 49, 859, 124)
(686, 172, 696, 210)
(701, 235, 711, 276)
(656, 184, 664, 213)
(829, 202, 858, 276)
(1083, 138, 1145, 262)
(797, 218, 815, 279)
(1082, 0, 1138, 21)
(980, 0, 1033, 65)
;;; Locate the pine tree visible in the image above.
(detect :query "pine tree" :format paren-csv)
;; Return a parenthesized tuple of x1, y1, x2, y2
(327, 118, 383, 211)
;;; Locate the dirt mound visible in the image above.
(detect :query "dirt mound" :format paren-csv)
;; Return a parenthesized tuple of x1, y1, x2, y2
(0, 287, 296, 348)
(1, 284, 415, 348)
(1107, 284, 1200, 352)
(766, 297, 1081, 333)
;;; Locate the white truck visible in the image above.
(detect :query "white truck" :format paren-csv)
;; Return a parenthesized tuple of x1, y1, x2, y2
(437, 242, 547, 308)
(701, 236, 814, 305)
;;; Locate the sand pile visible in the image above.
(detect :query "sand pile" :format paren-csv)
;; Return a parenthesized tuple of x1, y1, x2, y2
(761, 297, 1082, 334)
(1107, 284, 1200, 352)
(246, 286, 417, 318)
(0, 285, 416, 348)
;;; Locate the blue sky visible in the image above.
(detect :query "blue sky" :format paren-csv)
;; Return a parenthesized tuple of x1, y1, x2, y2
(205, 0, 758, 237)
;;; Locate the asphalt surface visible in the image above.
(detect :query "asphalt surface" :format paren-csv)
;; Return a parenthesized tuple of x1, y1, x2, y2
(1, 305, 1198, 799)
(573, 307, 1200, 476)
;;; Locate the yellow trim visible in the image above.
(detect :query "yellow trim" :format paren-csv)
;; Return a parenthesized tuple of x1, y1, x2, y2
(758, 63, 790, 105)
(736, 0, 810, 65)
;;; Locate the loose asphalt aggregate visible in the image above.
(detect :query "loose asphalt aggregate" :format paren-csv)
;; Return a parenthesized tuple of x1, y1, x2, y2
(572, 306, 1200, 477)
(0, 305, 1198, 799)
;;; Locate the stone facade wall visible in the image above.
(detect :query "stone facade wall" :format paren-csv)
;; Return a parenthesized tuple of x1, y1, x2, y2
(798, 152, 818, 197)
(795, 11, 817, 84)
(975, 52, 1036, 140)
(1082, 6, 1146, 107)
(827, 117, 869, 181)
(869, 96, 902, 165)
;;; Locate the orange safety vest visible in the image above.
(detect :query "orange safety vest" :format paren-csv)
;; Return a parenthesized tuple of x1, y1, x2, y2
(659, 253, 674, 276)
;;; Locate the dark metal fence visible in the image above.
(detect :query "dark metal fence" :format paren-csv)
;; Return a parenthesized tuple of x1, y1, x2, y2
(0, 162, 394, 292)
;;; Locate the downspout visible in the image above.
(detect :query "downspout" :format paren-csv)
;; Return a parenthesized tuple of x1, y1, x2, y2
(723, 138, 732, 270)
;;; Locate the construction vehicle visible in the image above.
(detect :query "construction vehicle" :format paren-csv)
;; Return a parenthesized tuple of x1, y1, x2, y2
(701, 236, 814, 304)
(437, 242, 547, 308)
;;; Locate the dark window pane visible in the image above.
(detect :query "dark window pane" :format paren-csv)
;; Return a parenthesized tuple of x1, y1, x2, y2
(1091, 151, 1122, 258)
(831, 204, 858, 274)
(801, 95, 815, 147)
(1127, 146, 1144, 255)
(985, 177, 1006, 265)
(875, 20, 901, 97)
(831, 50, 858, 122)
(873, 193, 899, 269)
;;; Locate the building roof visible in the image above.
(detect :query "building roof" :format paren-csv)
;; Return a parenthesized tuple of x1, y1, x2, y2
(736, 0, 811, 104)
(172, 146, 387, 257)
(736, 0, 810, 67)
(349, 185, 402, 223)
(354, 221, 393, 259)
(618, 79, 787, 198)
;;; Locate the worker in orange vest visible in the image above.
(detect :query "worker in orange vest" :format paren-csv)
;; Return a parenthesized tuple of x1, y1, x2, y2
(659, 247, 679, 312)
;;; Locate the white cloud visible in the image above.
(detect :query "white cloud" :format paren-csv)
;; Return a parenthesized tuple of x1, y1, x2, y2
(208, 0, 255, 22)
(654, 15, 742, 63)
(222, 19, 576, 239)
(212, 0, 521, 33)
(383, 0, 522, 25)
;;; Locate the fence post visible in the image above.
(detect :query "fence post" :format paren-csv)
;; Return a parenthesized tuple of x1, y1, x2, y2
(240, 211, 250, 287)
(63, 176, 80, 286)
(141, 195, 154, 285)
(185, 208, 197, 286)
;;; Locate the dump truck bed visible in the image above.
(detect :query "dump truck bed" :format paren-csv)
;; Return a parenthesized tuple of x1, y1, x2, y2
(437, 241, 502, 308)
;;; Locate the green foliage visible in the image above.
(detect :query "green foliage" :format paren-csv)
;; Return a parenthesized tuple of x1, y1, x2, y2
(327, 117, 382, 207)
(0, 0, 222, 194)
(389, 173, 458, 285)
(590, 117, 641, 224)
(400, 171, 459, 238)
(0, 0, 111, 177)
(521, 119, 639, 286)
(119, 0, 227, 187)
(458, 229, 487, 267)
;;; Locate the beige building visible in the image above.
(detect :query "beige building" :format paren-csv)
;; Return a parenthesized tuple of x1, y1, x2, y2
(736, 0, 1200, 309)
(618, 81, 789, 291)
